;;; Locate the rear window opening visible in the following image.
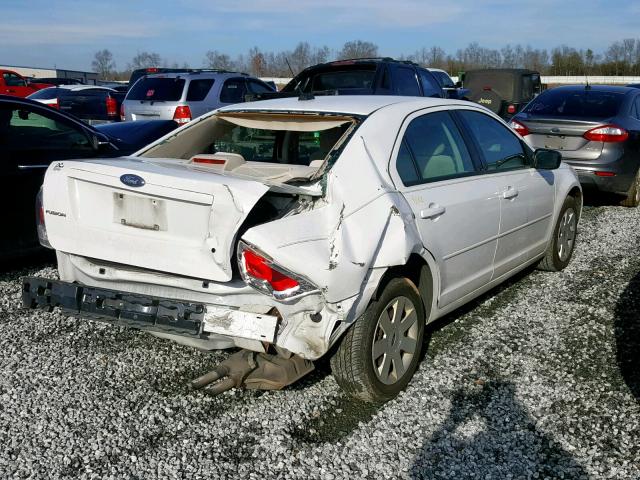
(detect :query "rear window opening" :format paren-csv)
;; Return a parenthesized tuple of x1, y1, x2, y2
(140, 112, 357, 183)
(127, 77, 186, 102)
(524, 90, 625, 118)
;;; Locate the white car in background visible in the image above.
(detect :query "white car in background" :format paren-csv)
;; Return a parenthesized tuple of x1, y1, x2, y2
(24, 95, 582, 402)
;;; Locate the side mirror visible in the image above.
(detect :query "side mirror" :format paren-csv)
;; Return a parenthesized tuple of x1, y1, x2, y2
(534, 148, 562, 170)
(455, 81, 462, 88)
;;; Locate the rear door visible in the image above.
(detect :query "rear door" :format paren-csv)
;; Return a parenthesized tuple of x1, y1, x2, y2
(0, 103, 96, 254)
(457, 109, 555, 278)
(391, 108, 500, 308)
(185, 78, 216, 118)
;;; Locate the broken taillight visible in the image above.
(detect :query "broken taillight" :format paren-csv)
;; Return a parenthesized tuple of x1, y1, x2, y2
(238, 241, 317, 300)
(35, 187, 52, 249)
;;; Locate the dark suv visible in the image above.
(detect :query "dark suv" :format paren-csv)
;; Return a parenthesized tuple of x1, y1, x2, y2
(464, 69, 542, 119)
(279, 58, 445, 98)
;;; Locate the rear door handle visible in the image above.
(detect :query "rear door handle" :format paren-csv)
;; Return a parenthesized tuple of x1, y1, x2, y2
(420, 204, 446, 219)
(502, 187, 519, 199)
(18, 165, 50, 170)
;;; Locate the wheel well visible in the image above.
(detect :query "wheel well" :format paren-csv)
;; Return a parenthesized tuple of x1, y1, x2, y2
(568, 186, 583, 218)
(373, 254, 434, 319)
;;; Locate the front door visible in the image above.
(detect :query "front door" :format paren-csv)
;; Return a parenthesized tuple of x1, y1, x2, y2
(0, 103, 96, 256)
(391, 109, 501, 307)
(456, 109, 556, 278)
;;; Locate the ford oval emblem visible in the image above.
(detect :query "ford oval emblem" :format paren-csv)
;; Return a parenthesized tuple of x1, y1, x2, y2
(120, 174, 145, 188)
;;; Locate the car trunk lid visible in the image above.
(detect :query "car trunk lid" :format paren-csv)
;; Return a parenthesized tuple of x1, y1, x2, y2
(518, 115, 608, 160)
(44, 157, 273, 282)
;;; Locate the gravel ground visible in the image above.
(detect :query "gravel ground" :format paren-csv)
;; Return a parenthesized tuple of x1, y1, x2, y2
(1, 201, 639, 479)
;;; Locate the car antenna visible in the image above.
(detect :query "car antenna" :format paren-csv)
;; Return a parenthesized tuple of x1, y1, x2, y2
(286, 57, 314, 101)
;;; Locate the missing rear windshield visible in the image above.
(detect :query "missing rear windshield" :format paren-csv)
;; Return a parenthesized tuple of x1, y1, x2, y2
(127, 77, 185, 102)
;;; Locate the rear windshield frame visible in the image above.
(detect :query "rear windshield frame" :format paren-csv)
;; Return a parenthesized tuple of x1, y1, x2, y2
(126, 76, 186, 102)
(523, 89, 626, 118)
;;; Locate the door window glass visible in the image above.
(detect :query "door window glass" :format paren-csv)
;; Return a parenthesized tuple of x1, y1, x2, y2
(418, 70, 444, 97)
(247, 80, 273, 94)
(396, 111, 475, 185)
(220, 79, 248, 103)
(458, 110, 529, 171)
(3, 73, 26, 87)
(186, 79, 215, 101)
(392, 67, 421, 96)
(634, 97, 640, 120)
(0, 106, 93, 153)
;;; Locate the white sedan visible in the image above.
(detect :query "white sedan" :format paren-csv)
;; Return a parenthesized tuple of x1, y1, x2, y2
(25, 95, 581, 402)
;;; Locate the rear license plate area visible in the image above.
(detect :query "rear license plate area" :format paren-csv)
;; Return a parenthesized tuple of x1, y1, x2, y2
(544, 135, 566, 150)
(113, 192, 167, 231)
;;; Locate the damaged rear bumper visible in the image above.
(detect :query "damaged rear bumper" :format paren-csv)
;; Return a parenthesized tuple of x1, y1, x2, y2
(22, 276, 278, 343)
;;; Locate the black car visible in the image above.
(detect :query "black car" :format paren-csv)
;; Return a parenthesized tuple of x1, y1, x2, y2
(0, 95, 178, 259)
(273, 58, 445, 98)
(27, 86, 126, 125)
(464, 68, 542, 119)
(27, 77, 84, 86)
(510, 85, 640, 206)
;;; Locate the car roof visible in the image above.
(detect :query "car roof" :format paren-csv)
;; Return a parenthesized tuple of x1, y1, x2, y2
(218, 95, 465, 116)
(51, 85, 115, 92)
(144, 71, 247, 80)
(549, 85, 636, 94)
(465, 68, 539, 76)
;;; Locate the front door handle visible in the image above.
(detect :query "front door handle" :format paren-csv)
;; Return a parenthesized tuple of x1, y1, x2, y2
(420, 203, 446, 219)
(502, 186, 519, 199)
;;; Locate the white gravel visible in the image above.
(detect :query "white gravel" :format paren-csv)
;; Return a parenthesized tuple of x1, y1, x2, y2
(1, 202, 639, 479)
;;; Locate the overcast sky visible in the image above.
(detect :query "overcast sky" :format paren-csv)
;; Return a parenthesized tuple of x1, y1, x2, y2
(1, 0, 639, 72)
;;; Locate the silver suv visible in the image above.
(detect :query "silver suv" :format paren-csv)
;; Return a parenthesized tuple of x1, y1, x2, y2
(121, 70, 275, 124)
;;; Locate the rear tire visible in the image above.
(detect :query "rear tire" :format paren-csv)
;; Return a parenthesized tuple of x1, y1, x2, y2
(620, 170, 640, 207)
(330, 277, 425, 403)
(538, 196, 578, 272)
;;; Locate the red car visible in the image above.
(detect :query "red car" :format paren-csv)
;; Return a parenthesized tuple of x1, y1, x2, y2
(0, 70, 52, 97)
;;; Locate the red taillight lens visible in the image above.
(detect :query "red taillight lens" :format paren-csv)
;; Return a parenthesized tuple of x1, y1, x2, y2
(583, 125, 628, 143)
(242, 249, 299, 292)
(48, 98, 59, 109)
(173, 105, 192, 124)
(594, 171, 616, 177)
(192, 157, 226, 165)
(120, 103, 125, 121)
(509, 119, 530, 136)
(106, 96, 117, 117)
(507, 104, 517, 114)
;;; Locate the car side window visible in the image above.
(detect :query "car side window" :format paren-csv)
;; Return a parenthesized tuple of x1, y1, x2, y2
(396, 111, 476, 186)
(220, 79, 248, 103)
(418, 70, 443, 98)
(247, 80, 272, 94)
(457, 110, 529, 171)
(0, 105, 93, 153)
(187, 79, 215, 101)
(3, 73, 26, 87)
(634, 96, 640, 120)
(392, 67, 421, 96)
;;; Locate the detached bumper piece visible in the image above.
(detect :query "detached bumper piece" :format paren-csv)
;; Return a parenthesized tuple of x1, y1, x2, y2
(22, 276, 204, 337)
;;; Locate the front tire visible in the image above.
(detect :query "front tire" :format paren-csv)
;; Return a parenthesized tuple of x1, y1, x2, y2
(330, 277, 425, 403)
(620, 170, 640, 207)
(538, 196, 578, 272)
